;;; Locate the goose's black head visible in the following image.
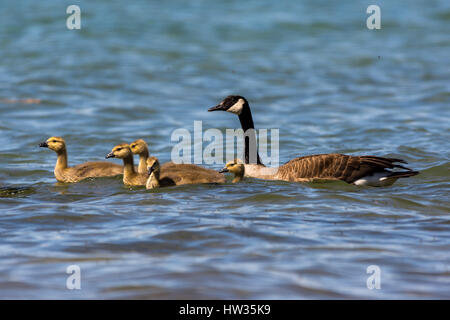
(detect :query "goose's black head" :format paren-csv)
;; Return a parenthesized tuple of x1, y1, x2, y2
(208, 95, 261, 165)
(208, 95, 248, 115)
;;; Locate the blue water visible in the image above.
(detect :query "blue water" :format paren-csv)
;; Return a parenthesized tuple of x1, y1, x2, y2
(0, 0, 449, 299)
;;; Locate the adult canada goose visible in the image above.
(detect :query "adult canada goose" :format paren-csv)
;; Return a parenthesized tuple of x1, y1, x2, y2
(39, 136, 123, 183)
(145, 156, 226, 189)
(130, 139, 150, 175)
(106, 143, 148, 186)
(219, 159, 245, 183)
(208, 95, 419, 187)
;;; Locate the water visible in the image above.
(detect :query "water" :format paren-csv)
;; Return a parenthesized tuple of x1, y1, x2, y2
(0, 0, 449, 299)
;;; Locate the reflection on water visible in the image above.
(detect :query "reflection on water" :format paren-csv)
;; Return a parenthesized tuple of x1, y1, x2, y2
(0, 186, 35, 197)
(0, 0, 449, 299)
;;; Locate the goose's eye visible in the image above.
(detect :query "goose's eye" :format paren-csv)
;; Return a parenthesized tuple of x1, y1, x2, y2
(117, 148, 122, 151)
(52, 140, 57, 143)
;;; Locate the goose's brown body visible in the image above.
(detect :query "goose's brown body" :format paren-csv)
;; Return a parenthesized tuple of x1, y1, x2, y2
(40, 137, 122, 183)
(54, 161, 123, 183)
(146, 157, 226, 189)
(162, 163, 226, 185)
(274, 154, 418, 183)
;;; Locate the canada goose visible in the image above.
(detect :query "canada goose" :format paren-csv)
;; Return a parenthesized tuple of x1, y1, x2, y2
(106, 144, 148, 186)
(39, 136, 123, 183)
(145, 156, 226, 189)
(219, 159, 245, 183)
(209, 95, 419, 186)
(130, 139, 149, 175)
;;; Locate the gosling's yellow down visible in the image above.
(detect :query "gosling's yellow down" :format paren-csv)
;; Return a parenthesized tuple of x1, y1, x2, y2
(39, 136, 123, 183)
(130, 139, 150, 175)
(145, 156, 226, 189)
(219, 159, 245, 183)
(106, 143, 148, 186)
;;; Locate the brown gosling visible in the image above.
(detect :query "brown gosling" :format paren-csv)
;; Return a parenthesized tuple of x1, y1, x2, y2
(146, 157, 173, 189)
(106, 143, 148, 186)
(39, 136, 123, 183)
(130, 139, 149, 175)
(219, 159, 245, 183)
(145, 156, 226, 189)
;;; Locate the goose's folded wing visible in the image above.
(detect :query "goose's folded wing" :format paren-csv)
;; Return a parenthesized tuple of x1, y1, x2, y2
(276, 154, 415, 183)
(161, 165, 226, 184)
(70, 161, 123, 177)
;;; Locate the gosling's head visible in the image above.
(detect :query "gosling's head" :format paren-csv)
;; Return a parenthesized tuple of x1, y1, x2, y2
(208, 95, 249, 116)
(130, 139, 148, 155)
(220, 159, 245, 182)
(39, 137, 66, 153)
(146, 156, 160, 175)
(105, 143, 132, 159)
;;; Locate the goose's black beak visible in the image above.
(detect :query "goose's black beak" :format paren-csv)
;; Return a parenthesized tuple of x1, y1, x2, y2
(39, 141, 48, 148)
(105, 152, 115, 159)
(219, 168, 229, 173)
(208, 104, 227, 112)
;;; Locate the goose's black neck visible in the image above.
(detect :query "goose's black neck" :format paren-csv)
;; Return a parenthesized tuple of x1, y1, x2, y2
(238, 103, 263, 165)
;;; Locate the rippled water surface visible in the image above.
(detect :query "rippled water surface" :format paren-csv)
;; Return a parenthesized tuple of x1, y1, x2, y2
(0, 0, 449, 299)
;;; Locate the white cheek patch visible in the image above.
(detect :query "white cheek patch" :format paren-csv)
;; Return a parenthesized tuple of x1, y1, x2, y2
(227, 99, 244, 115)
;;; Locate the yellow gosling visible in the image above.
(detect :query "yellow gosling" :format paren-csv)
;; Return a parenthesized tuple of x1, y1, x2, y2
(106, 143, 147, 186)
(39, 136, 122, 183)
(130, 139, 150, 175)
(219, 159, 245, 183)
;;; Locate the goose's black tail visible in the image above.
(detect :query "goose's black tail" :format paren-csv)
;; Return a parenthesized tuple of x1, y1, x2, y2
(386, 170, 419, 179)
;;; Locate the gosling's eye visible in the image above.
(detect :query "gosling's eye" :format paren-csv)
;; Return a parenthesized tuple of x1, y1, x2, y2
(52, 140, 57, 143)
(117, 148, 122, 151)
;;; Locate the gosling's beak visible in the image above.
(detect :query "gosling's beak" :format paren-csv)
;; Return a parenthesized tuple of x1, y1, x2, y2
(147, 164, 157, 175)
(39, 141, 48, 148)
(105, 151, 115, 159)
(219, 167, 229, 173)
(208, 104, 227, 112)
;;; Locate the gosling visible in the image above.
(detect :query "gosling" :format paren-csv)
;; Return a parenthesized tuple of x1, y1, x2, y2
(145, 156, 226, 189)
(130, 138, 174, 174)
(219, 160, 245, 183)
(130, 139, 150, 175)
(106, 143, 148, 186)
(39, 136, 123, 183)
